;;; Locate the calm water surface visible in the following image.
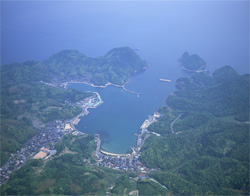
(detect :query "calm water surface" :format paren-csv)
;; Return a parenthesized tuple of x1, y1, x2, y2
(69, 51, 190, 153)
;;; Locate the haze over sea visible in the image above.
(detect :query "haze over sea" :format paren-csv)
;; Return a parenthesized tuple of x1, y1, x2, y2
(2, 1, 249, 153)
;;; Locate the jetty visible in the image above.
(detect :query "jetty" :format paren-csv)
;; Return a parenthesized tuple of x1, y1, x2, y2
(122, 86, 140, 97)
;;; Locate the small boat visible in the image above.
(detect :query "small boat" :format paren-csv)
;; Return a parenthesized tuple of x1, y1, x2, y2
(159, 79, 171, 82)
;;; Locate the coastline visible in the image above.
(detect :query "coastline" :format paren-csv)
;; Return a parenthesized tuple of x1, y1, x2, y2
(69, 92, 103, 128)
(94, 112, 160, 158)
(61, 64, 149, 97)
(61, 67, 149, 157)
(63, 80, 141, 97)
(41, 67, 152, 158)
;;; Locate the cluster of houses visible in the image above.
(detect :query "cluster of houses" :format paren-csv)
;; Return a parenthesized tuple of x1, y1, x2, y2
(94, 153, 149, 172)
(0, 90, 103, 186)
(0, 120, 72, 185)
(92, 112, 162, 175)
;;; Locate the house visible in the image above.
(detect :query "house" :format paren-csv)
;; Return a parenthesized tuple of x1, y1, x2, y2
(41, 147, 50, 154)
(50, 150, 57, 156)
(139, 173, 146, 180)
(154, 112, 161, 118)
(64, 123, 73, 131)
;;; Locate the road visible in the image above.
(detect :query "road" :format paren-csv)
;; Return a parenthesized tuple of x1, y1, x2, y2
(149, 178, 168, 190)
(170, 113, 184, 134)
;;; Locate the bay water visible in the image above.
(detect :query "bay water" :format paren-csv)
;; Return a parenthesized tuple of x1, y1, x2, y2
(69, 51, 190, 154)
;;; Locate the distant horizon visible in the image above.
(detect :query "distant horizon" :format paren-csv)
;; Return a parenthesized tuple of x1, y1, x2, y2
(1, 1, 249, 74)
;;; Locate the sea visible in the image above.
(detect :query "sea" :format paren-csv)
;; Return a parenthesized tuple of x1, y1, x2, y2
(2, 1, 249, 153)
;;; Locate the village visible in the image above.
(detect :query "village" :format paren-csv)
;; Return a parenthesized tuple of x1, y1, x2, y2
(0, 89, 160, 185)
(93, 112, 161, 174)
(0, 93, 102, 185)
(0, 120, 67, 185)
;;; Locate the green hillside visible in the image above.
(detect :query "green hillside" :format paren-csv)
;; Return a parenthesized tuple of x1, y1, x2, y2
(43, 47, 147, 85)
(141, 66, 249, 195)
(1, 134, 170, 195)
(0, 135, 107, 195)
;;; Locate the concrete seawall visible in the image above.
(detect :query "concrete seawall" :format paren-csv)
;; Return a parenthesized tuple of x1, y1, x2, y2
(100, 150, 130, 157)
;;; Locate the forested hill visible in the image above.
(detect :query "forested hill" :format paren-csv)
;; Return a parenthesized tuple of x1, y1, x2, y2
(141, 65, 249, 195)
(43, 46, 147, 85)
(1, 47, 147, 86)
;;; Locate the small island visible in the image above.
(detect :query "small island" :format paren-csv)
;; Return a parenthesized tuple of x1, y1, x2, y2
(179, 51, 207, 72)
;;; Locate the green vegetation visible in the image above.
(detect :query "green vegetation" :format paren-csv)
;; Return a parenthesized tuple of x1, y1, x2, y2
(1, 47, 145, 166)
(1, 134, 171, 195)
(168, 66, 249, 120)
(0, 81, 92, 166)
(0, 135, 107, 195)
(180, 51, 206, 71)
(1, 47, 146, 87)
(55, 134, 96, 159)
(141, 65, 249, 195)
(111, 174, 137, 195)
(137, 180, 169, 196)
(44, 47, 147, 85)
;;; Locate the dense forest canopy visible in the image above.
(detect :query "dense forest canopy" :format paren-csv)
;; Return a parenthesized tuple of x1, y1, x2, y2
(43, 46, 147, 85)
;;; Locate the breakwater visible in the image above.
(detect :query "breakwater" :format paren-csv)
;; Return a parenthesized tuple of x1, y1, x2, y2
(63, 81, 140, 97)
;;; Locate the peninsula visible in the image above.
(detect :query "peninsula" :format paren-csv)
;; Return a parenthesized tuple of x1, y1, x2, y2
(44, 46, 148, 86)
